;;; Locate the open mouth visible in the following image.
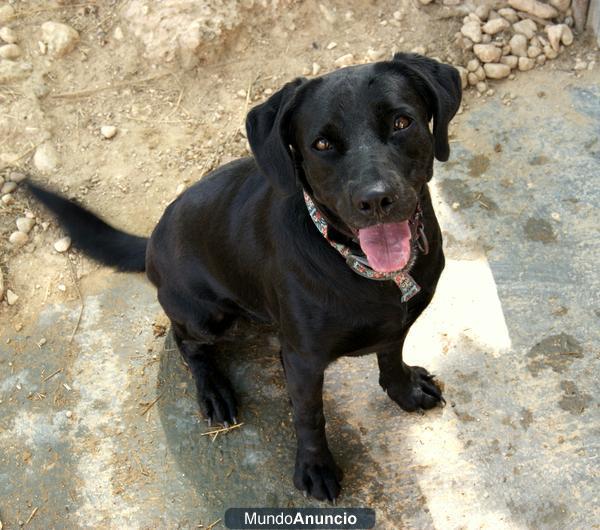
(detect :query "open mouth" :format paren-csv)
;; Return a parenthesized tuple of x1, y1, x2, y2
(355, 207, 421, 273)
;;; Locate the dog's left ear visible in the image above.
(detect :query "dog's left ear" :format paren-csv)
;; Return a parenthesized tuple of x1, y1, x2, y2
(391, 53, 462, 162)
(246, 78, 307, 196)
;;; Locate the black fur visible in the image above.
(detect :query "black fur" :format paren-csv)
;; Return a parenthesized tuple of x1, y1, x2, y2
(28, 54, 461, 502)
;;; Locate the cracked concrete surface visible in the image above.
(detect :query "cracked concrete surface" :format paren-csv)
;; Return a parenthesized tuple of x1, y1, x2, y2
(1, 69, 598, 529)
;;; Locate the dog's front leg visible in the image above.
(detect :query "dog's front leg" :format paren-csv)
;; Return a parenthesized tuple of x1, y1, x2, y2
(377, 338, 444, 412)
(281, 347, 342, 501)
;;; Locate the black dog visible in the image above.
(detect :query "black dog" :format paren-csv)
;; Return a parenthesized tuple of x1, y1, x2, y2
(28, 53, 461, 501)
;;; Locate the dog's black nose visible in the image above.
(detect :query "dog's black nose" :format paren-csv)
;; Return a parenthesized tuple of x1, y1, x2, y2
(353, 184, 396, 217)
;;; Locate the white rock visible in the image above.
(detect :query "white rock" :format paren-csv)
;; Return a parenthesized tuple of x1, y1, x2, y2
(9, 170, 26, 183)
(311, 62, 321, 76)
(9, 231, 28, 247)
(33, 142, 59, 172)
(418, 0, 434, 4)
(334, 53, 354, 68)
(509, 34, 528, 57)
(326, 41, 337, 50)
(508, 0, 558, 19)
(513, 19, 538, 39)
(0, 5, 15, 24)
(498, 7, 519, 23)
(482, 18, 509, 35)
(475, 66, 486, 81)
(1, 180, 16, 194)
(473, 44, 502, 63)
(550, 0, 570, 11)
(0, 43, 20, 59)
(411, 46, 427, 55)
(6, 289, 18, 306)
(536, 54, 546, 65)
(476, 81, 487, 93)
(546, 24, 564, 51)
(468, 72, 479, 86)
(518, 56, 535, 71)
(475, 4, 492, 21)
(0, 26, 17, 43)
(100, 125, 117, 139)
(456, 66, 468, 89)
(366, 48, 386, 62)
(461, 21, 482, 43)
(561, 25, 573, 46)
(41, 21, 80, 58)
(501, 55, 519, 69)
(54, 236, 71, 253)
(544, 44, 558, 59)
(16, 217, 35, 233)
(1, 193, 13, 205)
(467, 58, 480, 72)
(484, 63, 511, 79)
(528, 45, 542, 58)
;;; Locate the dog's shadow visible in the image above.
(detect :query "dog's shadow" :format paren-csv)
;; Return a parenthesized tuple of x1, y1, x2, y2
(157, 320, 398, 516)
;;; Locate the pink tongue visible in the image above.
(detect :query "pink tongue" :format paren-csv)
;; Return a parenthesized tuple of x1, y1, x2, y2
(358, 221, 412, 273)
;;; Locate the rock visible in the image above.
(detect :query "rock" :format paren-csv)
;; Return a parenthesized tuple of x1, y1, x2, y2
(1, 193, 13, 205)
(550, 0, 570, 11)
(543, 44, 558, 59)
(475, 4, 492, 21)
(518, 56, 535, 70)
(527, 45, 542, 58)
(475, 66, 486, 81)
(473, 43, 502, 63)
(326, 41, 337, 50)
(6, 289, 18, 306)
(1, 180, 16, 194)
(334, 53, 354, 68)
(546, 24, 564, 51)
(461, 21, 482, 43)
(476, 81, 487, 93)
(418, 0, 434, 4)
(509, 34, 528, 57)
(0, 26, 17, 43)
(498, 7, 519, 23)
(0, 43, 20, 59)
(482, 18, 510, 35)
(54, 236, 71, 253)
(0, 5, 15, 24)
(41, 21, 80, 58)
(513, 19, 538, 39)
(502, 44, 511, 56)
(33, 142, 59, 172)
(311, 62, 321, 76)
(456, 66, 468, 89)
(508, 0, 558, 19)
(484, 63, 511, 79)
(0, 60, 30, 83)
(100, 125, 117, 139)
(16, 217, 35, 234)
(366, 48, 386, 62)
(9, 231, 28, 247)
(411, 46, 427, 55)
(467, 58, 480, 72)
(468, 72, 479, 86)
(561, 25, 573, 46)
(481, 34, 492, 44)
(536, 54, 546, 65)
(457, 35, 474, 51)
(574, 58, 587, 70)
(501, 55, 519, 69)
(9, 170, 26, 183)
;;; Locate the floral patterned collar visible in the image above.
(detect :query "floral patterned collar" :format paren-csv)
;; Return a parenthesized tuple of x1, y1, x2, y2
(303, 191, 422, 303)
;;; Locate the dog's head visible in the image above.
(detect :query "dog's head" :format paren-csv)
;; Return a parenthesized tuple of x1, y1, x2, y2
(246, 53, 461, 272)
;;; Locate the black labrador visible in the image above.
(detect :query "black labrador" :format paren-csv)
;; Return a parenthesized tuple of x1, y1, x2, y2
(27, 53, 461, 501)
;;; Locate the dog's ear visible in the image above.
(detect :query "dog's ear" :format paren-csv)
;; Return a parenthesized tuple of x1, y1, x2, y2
(391, 53, 462, 162)
(246, 78, 307, 196)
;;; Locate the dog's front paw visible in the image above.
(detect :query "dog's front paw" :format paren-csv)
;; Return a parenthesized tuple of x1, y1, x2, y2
(196, 371, 238, 427)
(293, 450, 343, 502)
(383, 365, 444, 412)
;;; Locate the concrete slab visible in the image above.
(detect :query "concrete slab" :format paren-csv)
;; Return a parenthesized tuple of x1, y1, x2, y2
(1, 69, 598, 529)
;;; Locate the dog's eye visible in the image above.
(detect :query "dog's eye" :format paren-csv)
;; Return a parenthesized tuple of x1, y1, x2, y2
(313, 137, 333, 151)
(393, 116, 412, 131)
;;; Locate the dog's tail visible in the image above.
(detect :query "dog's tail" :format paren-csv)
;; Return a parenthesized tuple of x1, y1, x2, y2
(26, 180, 148, 272)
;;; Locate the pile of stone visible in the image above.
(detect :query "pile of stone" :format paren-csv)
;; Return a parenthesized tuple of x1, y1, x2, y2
(453, 0, 575, 92)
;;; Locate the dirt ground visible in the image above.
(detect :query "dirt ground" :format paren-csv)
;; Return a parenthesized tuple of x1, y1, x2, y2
(1, 1, 599, 529)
